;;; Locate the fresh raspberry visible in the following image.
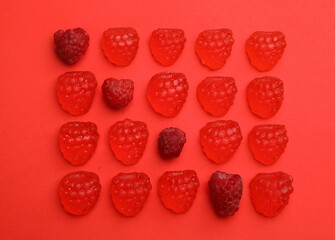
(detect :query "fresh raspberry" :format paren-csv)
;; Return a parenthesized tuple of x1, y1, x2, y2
(101, 28, 139, 67)
(56, 71, 97, 116)
(250, 171, 294, 217)
(246, 31, 286, 71)
(158, 170, 200, 213)
(247, 76, 284, 118)
(59, 122, 99, 166)
(58, 171, 101, 215)
(54, 28, 89, 65)
(195, 29, 234, 70)
(200, 120, 242, 164)
(150, 28, 186, 66)
(208, 171, 243, 217)
(109, 119, 149, 165)
(158, 127, 186, 159)
(147, 72, 189, 117)
(248, 124, 288, 165)
(101, 78, 134, 109)
(110, 172, 152, 217)
(197, 77, 237, 117)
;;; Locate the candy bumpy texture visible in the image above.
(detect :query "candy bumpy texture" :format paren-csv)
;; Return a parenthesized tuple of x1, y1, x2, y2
(150, 28, 186, 66)
(250, 171, 294, 217)
(158, 170, 200, 213)
(246, 31, 286, 71)
(109, 119, 149, 165)
(59, 122, 99, 166)
(102, 27, 139, 67)
(56, 71, 97, 116)
(200, 120, 242, 164)
(197, 77, 237, 117)
(248, 124, 288, 165)
(147, 72, 189, 117)
(110, 172, 152, 217)
(195, 29, 234, 70)
(58, 171, 101, 215)
(247, 76, 284, 118)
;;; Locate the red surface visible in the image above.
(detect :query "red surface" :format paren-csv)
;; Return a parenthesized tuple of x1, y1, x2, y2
(0, 0, 334, 239)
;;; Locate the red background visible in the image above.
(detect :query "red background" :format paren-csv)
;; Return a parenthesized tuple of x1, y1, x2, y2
(1, 0, 334, 239)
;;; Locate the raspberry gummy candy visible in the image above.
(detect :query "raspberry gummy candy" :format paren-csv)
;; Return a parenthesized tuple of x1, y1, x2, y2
(147, 72, 189, 117)
(109, 119, 149, 165)
(246, 31, 286, 71)
(110, 172, 152, 217)
(158, 127, 186, 159)
(54, 27, 89, 65)
(247, 76, 284, 119)
(59, 122, 99, 165)
(101, 78, 134, 109)
(200, 120, 242, 164)
(56, 71, 97, 116)
(158, 170, 200, 213)
(208, 171, 243, 217)
(58, 171, 101, 215)
(195, 29, 234, 70)
(102, 27, 139, 67)
(248, 124, 288, 165)
(197, 77, 237, 117)
(250, 171, 294, 217)
(150, 28, 186, 66)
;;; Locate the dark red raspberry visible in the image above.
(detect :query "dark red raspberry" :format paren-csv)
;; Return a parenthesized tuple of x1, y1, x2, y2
(208, 171, 243, 217)
(250, 171, 294, 217)
(158, 170, 200, 213)
(110, 172, 152, 217)
(197, 77, 237, 117)
(195, 29, 234, 70)
(101, 78, 134, 109)
(56, 71, 97, 116)
(158, 127, 186, 159)
(246, 31, 286, 71)
(150, 28, 186, 66)
(58, 171, 101, 215)
(54, 28, 89, 65)
(200, 120, 243, 164)
(247, 76, 284, 118)
(59, 122, 99, 166)
(147, 72, 189, 117)
(249, 124, 288, 165)
(101, 27, 139, 67)
(109, 119, 149, 165)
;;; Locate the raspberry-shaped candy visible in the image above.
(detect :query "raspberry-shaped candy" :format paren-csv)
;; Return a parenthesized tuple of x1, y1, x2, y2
(250, 171, 294, 217)
(150, 28, 186, 66)
(158, 127, 186, 159)
(58, 171, 101, 215)
(56, 71, 97, 116)
(158, 170, 199, 213)
(147, 72, 189, 117)
(109, 119, 149, 165)
(54, 28, 89, 65)
(248, 124, 288, 165)
(208, 171, 243, 217)
(102, 28, 139, 67)
(59, 122, 99, 166)
(200, 120, 242, 164)
(247, 76, 284, 118)
(246, 31, 286, 71)
(110, 172, 152, 217)
(101, 78, 134, 109)
(195, 29, 234, 70)
(197, 77, 237, 117)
